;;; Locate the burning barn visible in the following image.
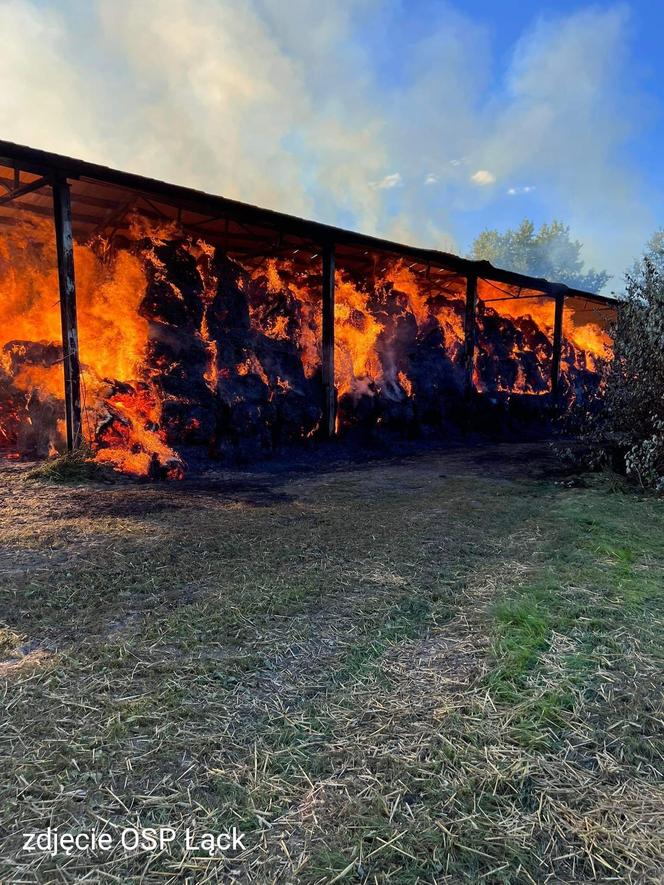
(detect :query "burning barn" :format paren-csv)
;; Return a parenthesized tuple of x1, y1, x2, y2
(0, 141, 617, 478)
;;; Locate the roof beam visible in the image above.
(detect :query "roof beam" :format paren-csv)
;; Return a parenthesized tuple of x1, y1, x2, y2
(0, 175, 50, 207)
(0, 199, 99, 225)
(0, 139, 618, 307)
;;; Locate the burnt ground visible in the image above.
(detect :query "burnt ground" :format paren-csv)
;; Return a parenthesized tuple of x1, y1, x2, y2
(0, 442, 663, 883)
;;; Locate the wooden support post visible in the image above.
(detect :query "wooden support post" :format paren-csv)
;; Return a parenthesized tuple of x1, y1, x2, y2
(321, 242, 336, 438)
(551, 291, 564, 400)
(52, 175, 83, 450)
(463, 271, 478, 400)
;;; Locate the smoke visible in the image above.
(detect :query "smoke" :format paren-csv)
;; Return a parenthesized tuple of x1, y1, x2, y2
(0, 0, 654, 287)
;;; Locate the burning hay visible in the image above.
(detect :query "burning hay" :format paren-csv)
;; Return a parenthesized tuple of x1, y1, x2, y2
(0, 209, 613, 479)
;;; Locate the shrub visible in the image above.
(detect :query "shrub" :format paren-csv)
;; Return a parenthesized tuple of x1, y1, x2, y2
(582, 255, 664, 490)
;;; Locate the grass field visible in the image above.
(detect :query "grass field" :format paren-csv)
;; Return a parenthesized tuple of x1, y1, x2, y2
(1, 442, 663, 883)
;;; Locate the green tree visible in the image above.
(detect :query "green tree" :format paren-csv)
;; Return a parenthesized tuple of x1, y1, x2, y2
(470, 219, 610, 293)
(630, 229, 664, 283)
(579, 234, 664, 489)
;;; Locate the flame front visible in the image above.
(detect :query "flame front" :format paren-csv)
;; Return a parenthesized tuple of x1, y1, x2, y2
(0, 215, 181, 475)
(0, 212, 614, 476)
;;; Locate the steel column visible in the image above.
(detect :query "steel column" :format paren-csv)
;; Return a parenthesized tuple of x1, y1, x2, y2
(551, 291, 565, 399)
(463, 272, 478, 399)
(52, 175, 83, 450)
(321, 242, 336, 438)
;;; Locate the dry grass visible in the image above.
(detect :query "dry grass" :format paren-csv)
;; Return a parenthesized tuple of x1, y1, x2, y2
(0, 443, 663, 883)
(23, 446, 114, 483)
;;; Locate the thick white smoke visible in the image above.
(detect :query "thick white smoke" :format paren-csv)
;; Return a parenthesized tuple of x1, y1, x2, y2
(0, 0, 653, 288)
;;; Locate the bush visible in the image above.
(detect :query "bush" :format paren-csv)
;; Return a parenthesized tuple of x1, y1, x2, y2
(583, 256, 664, 490)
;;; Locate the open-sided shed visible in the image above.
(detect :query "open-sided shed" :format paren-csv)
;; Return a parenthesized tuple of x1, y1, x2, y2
(0, 140, 618, 473)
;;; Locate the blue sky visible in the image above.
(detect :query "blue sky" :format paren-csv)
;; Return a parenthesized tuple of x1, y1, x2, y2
(1, 0, 662, 291)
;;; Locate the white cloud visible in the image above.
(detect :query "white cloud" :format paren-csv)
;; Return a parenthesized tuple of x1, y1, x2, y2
(370, 172, 403, 190)
(507, 185, 536, 195)
(471, 169, 496, 186)
(471, 6, 651, 280)
(424, 173, 438, 185)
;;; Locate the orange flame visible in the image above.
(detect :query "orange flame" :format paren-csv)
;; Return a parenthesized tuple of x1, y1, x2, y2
(475, 282, 612, 394)
(0, 215, 181, 474)
(0, 211, 614, 471)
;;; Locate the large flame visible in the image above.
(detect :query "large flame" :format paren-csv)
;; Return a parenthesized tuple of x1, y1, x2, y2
(0, 214, 180, 474)
(334, 273, 385, 397)
(0, 212, 614, 476)
(474, 283, 613, 396)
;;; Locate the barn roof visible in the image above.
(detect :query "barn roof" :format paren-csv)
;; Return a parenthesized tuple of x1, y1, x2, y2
(0, 139, 617, 309)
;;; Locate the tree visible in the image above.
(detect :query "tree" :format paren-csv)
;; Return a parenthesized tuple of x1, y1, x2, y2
(629, 229, 664, 283)
(579, 237, 664, 489)
(471, 219, 610, 293)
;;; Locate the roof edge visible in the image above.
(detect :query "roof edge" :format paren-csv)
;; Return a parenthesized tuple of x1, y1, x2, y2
(0, 139, 618, 306)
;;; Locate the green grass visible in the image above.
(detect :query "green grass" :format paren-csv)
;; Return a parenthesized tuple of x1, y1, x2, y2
(1, 446, 663, 883)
